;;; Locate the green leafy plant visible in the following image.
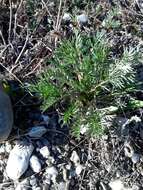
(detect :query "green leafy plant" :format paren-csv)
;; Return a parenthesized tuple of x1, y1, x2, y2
(102, 8, 121, 29)
(29, 31, 140, 138)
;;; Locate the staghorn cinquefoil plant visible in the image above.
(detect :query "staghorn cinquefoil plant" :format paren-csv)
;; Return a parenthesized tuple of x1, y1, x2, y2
(102, 7, 121, 29)
(29, 31, 140, 138)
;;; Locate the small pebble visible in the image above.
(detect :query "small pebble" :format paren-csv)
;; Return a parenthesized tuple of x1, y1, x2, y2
(77, 14, 88, 24)
(15, 184, 29, 190)
(80, 124, 88, 135)
(40, 146, 50, 158)
(54, 182, 69, 190)
(131, 185, 140, 190)
(131, 153, 140, 164)
(30, 176, 37, 187)
(70, 151, 80, 165)
(63, 13, 71, 22)
(46, 166, 58, 183)
(28, 126, 47, 138)
(65, 164, 71, 170)
(44, 177, 51, 185)
(30, 155, 41, 173)
(6, 187, 15, 190)
(0, 144, 6, 154)
(75, 164, 83, 175)
(0, 143, 11, 156)
(45, 156, 55, 165)
(109, 179, 124, 190)
(6, 142, 34, 180)
(43, 184, 50, 190)
(32, 187, 41, 190)
(5, 142, 12, 153)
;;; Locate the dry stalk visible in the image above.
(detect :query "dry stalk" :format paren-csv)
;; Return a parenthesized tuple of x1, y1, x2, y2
(23, 58, 43, 78)
(8, 0, 12, 43)
(9, 27, 29, 74)
(0, 30, 6, 45)
(55, 0, 63, 31)
(0, 62, 23, 85)
(13, 0, 24, 39)
(41, 0, 54, 27)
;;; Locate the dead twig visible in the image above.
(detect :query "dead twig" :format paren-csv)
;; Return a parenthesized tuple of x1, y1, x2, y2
(13, 0, 24, 39)
(0, 61, 23, 85)
(23, 58, 43, 78)
(55, 0, 63, 31)
(0, 30, 6, 46)
(8, 0, 12, 43)
(41, 0, 54, 26)
(9, 28, 29, 74)
(14, 30, 29, 65)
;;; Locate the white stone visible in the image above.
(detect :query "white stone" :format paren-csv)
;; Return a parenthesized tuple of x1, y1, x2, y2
(30, 155, 41, 173)
(63, 13, 71, 21)
(130, 115, 141, 122)
(109, 180, 124, 190)
(131, 153, 140, 164)
(80, 124, 88, 134)
(5, 142, 12, 153)
(75, 164, 83, 175)
(28, 126, 47, 138)
(6, 142, 34, 180)
(0, 144, 6, 154)
(15, 184, 25, 190)
(46, 166, 58, 183)
(70, 151, 80, 165)
(77, 14, 88, 24)
(15, 179, 29, 190)
(54, 182, 69, 190)
(109, 180, 133, 190)
(39, 146, 50, 158)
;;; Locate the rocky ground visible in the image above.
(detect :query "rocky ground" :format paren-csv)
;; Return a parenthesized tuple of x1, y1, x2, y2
(1, 0, 143, 189)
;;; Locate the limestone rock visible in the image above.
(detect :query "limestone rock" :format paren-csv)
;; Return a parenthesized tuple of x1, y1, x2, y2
(6, 141, 34, 180)
(30, 155, 41, 173)
(77, 14, 88, 24)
